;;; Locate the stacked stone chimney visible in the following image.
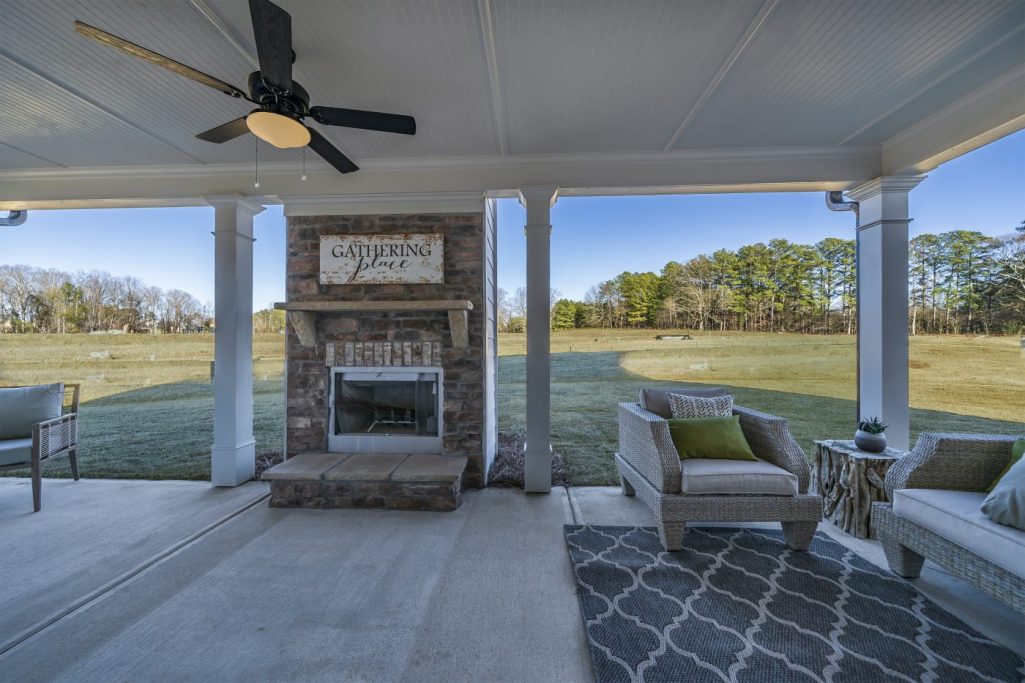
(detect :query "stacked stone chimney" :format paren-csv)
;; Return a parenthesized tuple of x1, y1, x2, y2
(285, 212, 487, 487)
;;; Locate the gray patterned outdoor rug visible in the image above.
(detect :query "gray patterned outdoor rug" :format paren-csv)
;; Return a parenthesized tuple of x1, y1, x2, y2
(564, 525, 1024, 683)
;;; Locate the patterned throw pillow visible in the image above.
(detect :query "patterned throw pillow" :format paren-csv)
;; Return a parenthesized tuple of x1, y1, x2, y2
(668, 392, 734, 419)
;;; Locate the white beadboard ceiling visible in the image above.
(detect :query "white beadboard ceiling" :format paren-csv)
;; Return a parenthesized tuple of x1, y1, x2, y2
(0, 0, 1022, 171)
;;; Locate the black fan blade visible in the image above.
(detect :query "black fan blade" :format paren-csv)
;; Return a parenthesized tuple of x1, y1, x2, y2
(73, 21, 247, 99)
(307, 128, 358, 174)
(196, 117, 250, 143)
(310, 106, 416, 135)
(249, 0, 292, 90)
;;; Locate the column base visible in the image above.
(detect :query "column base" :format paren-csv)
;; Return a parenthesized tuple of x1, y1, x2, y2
(211, 440, 256, 487)
(523, 445, 553, 493)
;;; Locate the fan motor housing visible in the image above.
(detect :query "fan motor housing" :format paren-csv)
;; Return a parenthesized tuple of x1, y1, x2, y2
(248, 72, 310, 117)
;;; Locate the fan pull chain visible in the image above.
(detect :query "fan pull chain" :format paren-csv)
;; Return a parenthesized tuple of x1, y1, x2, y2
(301, 146, 307, 182)
(254, 137, 260, 189)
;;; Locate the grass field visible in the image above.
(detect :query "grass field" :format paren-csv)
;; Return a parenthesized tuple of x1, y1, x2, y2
(1, 331, 1022, 484)
(0, 333, 285, 480)
(498, 330, 1025, 484)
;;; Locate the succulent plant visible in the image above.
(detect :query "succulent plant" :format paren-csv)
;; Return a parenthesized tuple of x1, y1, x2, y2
(857, 417, 888, 434)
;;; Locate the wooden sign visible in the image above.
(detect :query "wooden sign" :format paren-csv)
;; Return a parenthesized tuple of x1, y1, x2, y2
(320, 234, 444, 284)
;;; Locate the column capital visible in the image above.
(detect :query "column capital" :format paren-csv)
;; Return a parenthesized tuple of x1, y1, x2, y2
(518, 185, 559, 229)
(203, 194, 266, 216)
(517, 184, 560, 208)
(847, 175, 925, 202)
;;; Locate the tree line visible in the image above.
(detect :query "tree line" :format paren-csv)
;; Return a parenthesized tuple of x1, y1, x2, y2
(500, 225, 1024, 335)
(4, 225, 1021, 336)
(0, 265, 211, 334)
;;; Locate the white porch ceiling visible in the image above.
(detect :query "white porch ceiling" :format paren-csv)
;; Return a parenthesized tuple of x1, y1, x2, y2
(0, 0, 1023, 205)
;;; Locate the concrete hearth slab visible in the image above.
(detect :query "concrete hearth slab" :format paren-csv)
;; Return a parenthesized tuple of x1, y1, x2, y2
(392, 454, 467, 482)
(325, 453, 408, 481)
(261, 452, 349, 481)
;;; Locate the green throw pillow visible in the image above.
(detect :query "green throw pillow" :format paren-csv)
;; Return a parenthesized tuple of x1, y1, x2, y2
(668, 416, 757, 461)
(987, 438, 1025, 492)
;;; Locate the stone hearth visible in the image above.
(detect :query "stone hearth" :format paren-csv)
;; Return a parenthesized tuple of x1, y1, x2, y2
(263, 452, 467, 511)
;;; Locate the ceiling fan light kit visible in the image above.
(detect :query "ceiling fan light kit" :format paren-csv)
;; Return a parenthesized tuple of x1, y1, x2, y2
(246, 111, 310, 149)
(72, 0, 416, 175)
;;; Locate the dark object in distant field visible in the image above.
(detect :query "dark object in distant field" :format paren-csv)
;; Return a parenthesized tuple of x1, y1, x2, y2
(656, 334, 692, 341)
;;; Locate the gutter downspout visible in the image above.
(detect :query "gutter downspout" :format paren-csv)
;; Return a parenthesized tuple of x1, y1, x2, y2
(0, 210, 27, 226)
(825, 191, 860, 419)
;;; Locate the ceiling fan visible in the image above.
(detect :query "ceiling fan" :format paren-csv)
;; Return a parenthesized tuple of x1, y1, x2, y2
(73, 0, 416, 174)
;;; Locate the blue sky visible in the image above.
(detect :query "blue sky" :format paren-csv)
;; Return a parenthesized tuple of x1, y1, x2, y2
(0, 203, 287, 311)
(500, 129, 1025, 299)
(1, 129, 1022, 306)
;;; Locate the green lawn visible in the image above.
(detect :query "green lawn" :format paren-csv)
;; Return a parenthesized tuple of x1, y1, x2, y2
(497, 330, 1025, 485)
(0, 333, 285, 480)
(2, 331, 1022, 484)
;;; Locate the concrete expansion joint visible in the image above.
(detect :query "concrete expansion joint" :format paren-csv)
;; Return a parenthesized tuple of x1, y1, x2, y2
(0, 490, 269, 659)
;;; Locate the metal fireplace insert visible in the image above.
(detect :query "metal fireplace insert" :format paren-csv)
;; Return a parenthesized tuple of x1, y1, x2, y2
(328, 367, 442, 454)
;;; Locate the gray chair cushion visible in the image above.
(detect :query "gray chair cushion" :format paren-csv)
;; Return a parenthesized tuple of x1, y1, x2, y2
(0, 438, 33, 467)
(895, 489, 1025, 577)
(0, 384, 64, 439)
(982, 456, 1025, 532)
(638, 386, 729, 419)
(679, 457, 799, 496)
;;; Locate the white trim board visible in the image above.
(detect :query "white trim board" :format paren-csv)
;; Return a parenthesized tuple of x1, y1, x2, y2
(282, 192, 485, 216)
(0, 145, 882, 211)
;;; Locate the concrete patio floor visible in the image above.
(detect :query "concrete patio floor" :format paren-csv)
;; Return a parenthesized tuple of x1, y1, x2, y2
(0, 478, 1021, 682)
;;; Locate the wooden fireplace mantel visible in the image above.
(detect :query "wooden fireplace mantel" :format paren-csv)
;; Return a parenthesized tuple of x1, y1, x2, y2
(273, 300, 474, 349)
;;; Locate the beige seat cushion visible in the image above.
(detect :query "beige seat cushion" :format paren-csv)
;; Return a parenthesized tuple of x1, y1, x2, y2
(893, 488, 1025, 579)
(0, 438, 33, 467)
(680, 457, 798, 496)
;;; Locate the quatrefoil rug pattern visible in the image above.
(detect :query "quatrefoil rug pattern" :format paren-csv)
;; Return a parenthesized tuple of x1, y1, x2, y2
(564, 525, 1024, 683)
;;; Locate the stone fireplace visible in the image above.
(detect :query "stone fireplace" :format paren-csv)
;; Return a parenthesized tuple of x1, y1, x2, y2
(281, 209, 495, 490)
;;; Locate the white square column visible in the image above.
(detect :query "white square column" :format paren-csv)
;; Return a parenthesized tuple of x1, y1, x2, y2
(519, 185, 559, 493)
(206, 194, 265, 486)
(847, 176, 924, 451)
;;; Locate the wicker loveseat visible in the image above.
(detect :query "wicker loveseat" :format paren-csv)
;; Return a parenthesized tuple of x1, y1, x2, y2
(872, 433, 1025, 613)
(0, 383, 80, 512)
(616, 387, 821, 551)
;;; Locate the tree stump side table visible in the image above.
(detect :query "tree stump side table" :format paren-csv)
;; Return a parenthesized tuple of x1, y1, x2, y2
(814, 439, 907, 539)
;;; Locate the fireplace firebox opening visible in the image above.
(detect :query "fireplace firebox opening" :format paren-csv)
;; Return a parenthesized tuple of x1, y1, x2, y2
(328, 367, 443, 454)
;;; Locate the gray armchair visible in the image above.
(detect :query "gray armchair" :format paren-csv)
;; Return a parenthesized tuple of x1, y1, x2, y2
(616, 387, 821, 551)
(873, 432, 1024, 613)
(0, 383, 81, 512)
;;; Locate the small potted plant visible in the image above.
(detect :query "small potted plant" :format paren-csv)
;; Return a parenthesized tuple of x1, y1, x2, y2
(855, 417, 888, 453)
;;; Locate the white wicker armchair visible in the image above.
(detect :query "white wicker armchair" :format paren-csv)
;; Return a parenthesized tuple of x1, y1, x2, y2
(616, 387, 821, 551)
